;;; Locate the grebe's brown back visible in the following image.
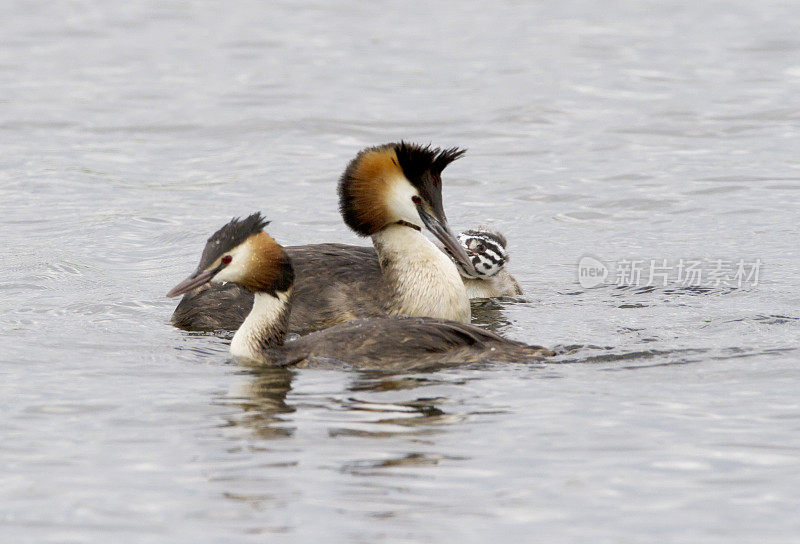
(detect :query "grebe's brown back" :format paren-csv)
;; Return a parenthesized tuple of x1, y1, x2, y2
(172, 142, 476, 334)
(167, 214, 552, 370)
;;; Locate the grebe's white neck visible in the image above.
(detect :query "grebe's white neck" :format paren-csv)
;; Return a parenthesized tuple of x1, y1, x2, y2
(371, 224, 470, 323)
(230, 289, 292, 362)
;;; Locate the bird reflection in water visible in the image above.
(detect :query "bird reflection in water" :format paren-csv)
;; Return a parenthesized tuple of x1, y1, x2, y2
(468, 297, 516, 333)
(225, 367, 476, 441)
(228, 366, 296, 439)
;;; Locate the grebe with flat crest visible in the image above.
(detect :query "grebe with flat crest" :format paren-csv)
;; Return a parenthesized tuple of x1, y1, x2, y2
(172, 142, 477, 333)
(167, 214, 551, 370)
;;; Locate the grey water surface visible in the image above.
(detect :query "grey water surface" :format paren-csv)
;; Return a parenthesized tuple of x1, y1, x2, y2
(2, 1, 800, 542)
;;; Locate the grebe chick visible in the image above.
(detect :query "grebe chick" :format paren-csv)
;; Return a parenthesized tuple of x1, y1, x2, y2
(172, 142, 476, 333)
(167, 214, 552, 370)
(452, 228, 523, 298)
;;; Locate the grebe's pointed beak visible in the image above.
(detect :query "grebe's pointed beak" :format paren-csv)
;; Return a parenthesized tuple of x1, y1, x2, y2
(166, 268, 217, 298)
(417, 205, 478, 276)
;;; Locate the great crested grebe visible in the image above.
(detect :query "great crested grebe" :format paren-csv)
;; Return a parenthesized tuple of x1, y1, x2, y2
(166, 214, 551, 370)
(450, 228, 523, 298)
(171, 142, 477, 333)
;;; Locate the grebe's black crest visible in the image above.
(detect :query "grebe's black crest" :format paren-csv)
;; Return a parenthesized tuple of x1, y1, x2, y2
(394, 142, 465, 226)
(197, 212, 270, 271)
(393, 141, 466, 185)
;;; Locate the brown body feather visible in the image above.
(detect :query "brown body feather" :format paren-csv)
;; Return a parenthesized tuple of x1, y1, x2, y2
(269, 316, 552, 371)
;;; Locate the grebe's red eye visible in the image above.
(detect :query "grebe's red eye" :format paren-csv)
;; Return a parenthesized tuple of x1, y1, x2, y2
(411, 195, 422, 204)
(221, 255, 232, 264)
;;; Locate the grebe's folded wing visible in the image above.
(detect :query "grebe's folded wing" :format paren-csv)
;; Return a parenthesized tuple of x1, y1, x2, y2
(278, 316, 552, 370)
(286, 243, 386, 334)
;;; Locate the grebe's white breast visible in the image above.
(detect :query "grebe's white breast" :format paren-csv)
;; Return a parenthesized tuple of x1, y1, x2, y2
(372, 224, 470, 323)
